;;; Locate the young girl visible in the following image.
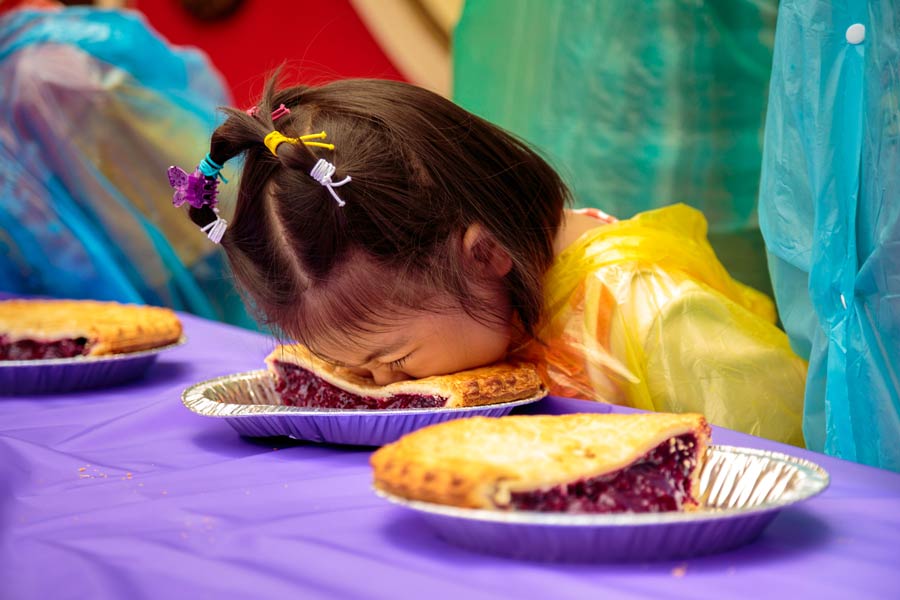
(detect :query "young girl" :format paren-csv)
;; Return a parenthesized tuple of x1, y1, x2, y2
(172, 75, 806, 446)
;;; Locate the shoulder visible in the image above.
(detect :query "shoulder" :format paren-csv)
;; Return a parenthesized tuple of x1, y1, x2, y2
(569, 207, 617, 224)
(552, 208, 617, 256)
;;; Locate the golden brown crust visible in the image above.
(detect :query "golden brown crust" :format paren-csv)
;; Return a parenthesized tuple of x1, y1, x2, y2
(265, 343, 546, 407)
(371, 413, 711, 510)
(0, 299, 183, 356)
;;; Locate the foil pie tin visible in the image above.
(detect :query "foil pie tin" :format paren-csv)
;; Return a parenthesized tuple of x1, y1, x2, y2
(181, 370, 548, 446)
(0, 337, 186, 395)
(375, 445, 830, 562)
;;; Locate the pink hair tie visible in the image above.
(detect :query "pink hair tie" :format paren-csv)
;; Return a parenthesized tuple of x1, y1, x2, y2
(246, 104, 290, 121)
(271, 104, 290, 121)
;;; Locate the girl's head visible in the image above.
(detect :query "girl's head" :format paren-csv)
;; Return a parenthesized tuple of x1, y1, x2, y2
(187, 74, 570, 382)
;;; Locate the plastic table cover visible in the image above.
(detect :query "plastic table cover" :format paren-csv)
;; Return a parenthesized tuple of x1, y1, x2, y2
(2, 313, 899, 599)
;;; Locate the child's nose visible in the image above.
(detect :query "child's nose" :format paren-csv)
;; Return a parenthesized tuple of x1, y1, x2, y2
(346, 366, 372, 379)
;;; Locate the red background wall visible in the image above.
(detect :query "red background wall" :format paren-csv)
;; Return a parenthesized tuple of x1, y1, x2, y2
(133, 0, 406, 107)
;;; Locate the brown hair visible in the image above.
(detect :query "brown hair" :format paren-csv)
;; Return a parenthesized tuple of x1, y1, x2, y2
(189, 74, 570, 350)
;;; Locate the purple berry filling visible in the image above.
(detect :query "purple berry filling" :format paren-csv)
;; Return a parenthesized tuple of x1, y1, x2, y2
(0, 335, 90, 360)
(273, 361, 447, 409)
(508, 434, 700, 513)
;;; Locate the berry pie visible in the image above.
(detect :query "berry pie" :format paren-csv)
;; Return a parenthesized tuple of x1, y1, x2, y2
(0, 299, 183, 360)
(265, 343, 546, 410)
(371, 412, 711, 513)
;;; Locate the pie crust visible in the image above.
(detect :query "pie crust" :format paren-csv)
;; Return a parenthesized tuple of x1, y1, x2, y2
(0, 299, 183, 359)
(265, 343, 546, 409)
(371, 412, 711, 512)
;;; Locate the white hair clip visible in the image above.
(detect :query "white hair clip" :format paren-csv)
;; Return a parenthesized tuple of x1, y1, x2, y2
(309, 158, 351, 207)
(200, 208, 228, 244)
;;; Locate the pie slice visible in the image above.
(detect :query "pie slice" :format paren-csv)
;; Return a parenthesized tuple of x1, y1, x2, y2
(371, 413, 711, 513)
(265, 343, 546, 410)
(0, 299, 183, 360)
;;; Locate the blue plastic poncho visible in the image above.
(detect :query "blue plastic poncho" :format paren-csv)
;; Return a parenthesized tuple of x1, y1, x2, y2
(760, 0, 900, 470)
(0, 7, 255, 329)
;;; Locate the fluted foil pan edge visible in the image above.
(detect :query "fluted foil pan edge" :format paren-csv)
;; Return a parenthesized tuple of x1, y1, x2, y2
(0, 337, 186, 395)
(181, 370, 548, 445)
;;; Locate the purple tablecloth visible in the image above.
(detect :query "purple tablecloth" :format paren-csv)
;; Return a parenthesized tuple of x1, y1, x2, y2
(2, 313, 899, 599)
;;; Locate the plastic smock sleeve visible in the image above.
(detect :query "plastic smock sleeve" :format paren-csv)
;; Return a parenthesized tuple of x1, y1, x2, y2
(517, 204, 806, 446)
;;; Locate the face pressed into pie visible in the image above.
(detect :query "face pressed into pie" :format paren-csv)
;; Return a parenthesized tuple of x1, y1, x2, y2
(265, 344, 546, 410)
(0, 300, 183, 360)
(371, 413, 711, 513)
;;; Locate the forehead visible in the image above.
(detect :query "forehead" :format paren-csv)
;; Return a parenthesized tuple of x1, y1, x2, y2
(291, 260, 452, 353)
(306, 307, 478, 368)
(305, 318, 412, 365)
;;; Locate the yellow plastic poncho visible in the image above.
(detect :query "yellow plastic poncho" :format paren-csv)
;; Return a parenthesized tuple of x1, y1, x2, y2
(519, 204, 806, 446)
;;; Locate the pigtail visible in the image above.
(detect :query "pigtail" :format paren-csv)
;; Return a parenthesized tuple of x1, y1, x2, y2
(183, 106, 275, 239)
(176, 66, 303, 238)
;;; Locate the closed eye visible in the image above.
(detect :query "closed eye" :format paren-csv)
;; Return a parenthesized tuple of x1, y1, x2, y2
(388, 353, 412, 370)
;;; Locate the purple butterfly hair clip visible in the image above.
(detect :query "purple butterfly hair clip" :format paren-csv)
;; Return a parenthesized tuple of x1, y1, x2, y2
(167, 166, 219, 210)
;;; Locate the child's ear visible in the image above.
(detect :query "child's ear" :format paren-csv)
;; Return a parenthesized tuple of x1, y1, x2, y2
(463, 224, 513, 278)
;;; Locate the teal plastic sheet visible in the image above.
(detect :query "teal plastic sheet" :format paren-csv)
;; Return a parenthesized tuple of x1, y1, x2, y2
(760, 0, 900, 470)
(453, 0, 777, 293)
(453, 0, 776, 231)
(0, 8, 255, 329)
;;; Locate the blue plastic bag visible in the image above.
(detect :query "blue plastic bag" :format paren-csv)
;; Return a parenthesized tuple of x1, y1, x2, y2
(0, 7, 255, 329)
(760, 0, 900, 470)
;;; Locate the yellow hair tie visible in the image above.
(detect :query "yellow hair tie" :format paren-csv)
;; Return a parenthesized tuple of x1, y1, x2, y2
(302, 142, 336, 150)
(264, 130, 336, 156)
(298, 131, 327, 141)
